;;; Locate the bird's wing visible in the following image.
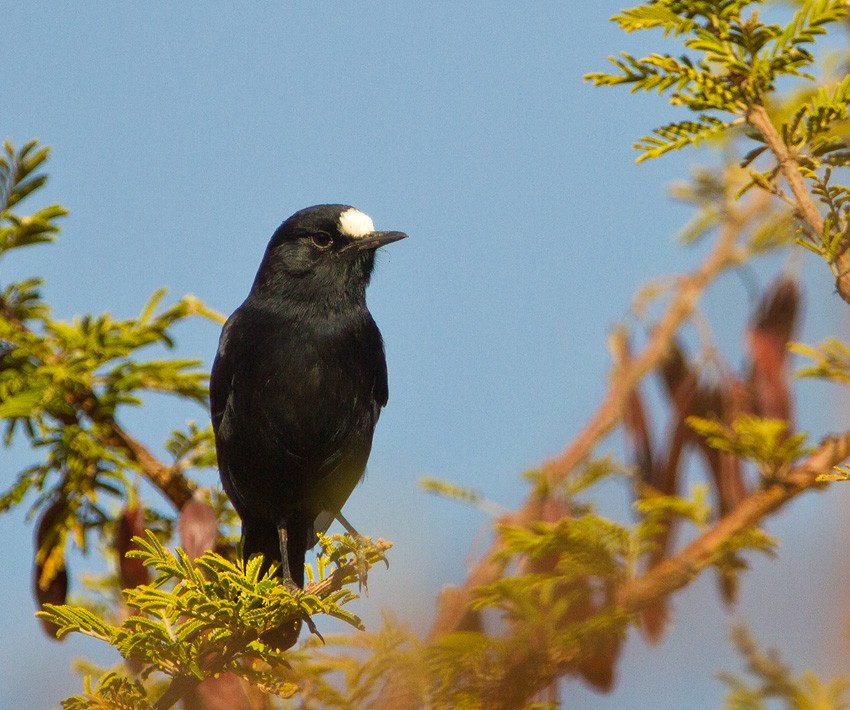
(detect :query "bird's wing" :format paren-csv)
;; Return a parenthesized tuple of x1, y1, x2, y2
(310, 327, 388, 538)
(370, 316, 389, 419)
(209, 313, 237, 435)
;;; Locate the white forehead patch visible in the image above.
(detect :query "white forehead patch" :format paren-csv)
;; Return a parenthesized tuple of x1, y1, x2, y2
(338, 208, 375, 238)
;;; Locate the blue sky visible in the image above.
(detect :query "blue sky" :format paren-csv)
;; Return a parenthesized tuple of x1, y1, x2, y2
(3, 3, 850, 708)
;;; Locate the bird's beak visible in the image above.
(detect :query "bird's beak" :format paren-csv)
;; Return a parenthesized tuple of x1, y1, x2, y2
(345, 230, 408, 252)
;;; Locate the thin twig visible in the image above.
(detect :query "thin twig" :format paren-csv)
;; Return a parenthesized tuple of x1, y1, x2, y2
(745, 105, 850, 302)
(105, 420, 195, 509)
(746, 105, 824, 236)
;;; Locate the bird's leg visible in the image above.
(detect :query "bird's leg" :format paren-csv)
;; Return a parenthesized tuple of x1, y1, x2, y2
(335, 511, 361, 538)
(276, 526, 300, 594)
(277, 526, 324, 644)
(335, 512, 384, 593)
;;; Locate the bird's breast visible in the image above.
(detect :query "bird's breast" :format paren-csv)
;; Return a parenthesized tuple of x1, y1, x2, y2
(230, 310, 381, 460)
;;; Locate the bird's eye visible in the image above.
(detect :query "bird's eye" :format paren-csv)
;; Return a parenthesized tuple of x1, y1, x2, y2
(310, 232, 333, 250)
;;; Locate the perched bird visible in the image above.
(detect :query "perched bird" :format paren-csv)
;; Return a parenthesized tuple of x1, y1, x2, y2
(210, 204, 406, 648)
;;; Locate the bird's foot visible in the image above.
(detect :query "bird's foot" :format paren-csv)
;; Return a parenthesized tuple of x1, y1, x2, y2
(335, 513, 388, 594)
(348, 532, 382, 594)
(281, 577, 301, 596)
(354, 535, 369, 594)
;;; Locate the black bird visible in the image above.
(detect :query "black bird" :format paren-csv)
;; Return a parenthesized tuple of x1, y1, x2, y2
(210, 204, 406, 648)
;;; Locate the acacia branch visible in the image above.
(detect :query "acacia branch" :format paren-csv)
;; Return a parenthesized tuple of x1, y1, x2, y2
(104, 420, 195, 510)
(616, 430, 850, 611)
(747, 105, 825, 236)
(745, 104, 850, 302)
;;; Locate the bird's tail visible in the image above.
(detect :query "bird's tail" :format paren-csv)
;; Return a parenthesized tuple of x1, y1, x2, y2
(241, 516, 305, 649)
(242, 516, 283, 577)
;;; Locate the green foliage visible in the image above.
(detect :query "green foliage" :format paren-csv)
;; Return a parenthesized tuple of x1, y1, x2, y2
(308, 531, 392, 587)
(633, 483, 711, 549)
(62, 672, 152, 710)
(164, 420, 218, 471)
(637, 114, 737, 161)
(666, 161, 798, 254)
(495, 481, 710, 584)
(586, 0, 850, 161)
(746, 206, 798, 252)
(448, 479, 707, 696)
(494, 513, 629, 586)
(281, 614, 426, 709)
(819, 465, 850, 482)
(786, 74, 850, 147)
(0, 280, 217, 532)
(0, 139, 67, 259)
(671, 165, 734, 243)
(1, 288, 216, 429)
(525, 457, 628, 509)
(711, 525, 778, 585)
(420, 476, 509, 517)
(719, 626, 850, 709)
(39, 530, 392, 707)
(687, 415, 810, 478)
(792, 337, 850, 384)
(586, 0, 850, 290)
(559, 456, 626, 500)
(797, 167, 850, 261)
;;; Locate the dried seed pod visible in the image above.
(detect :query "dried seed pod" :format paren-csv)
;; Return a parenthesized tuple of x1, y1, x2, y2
(624, 383, 654, 485)
(657, 342, 749, 607)
(33, 498, 69, 641)
(746, 277, 800, 424)
(639, 415, 690, 644)
(620, 334, 655, 484)
(115, 504, 149, 589)
(182, 673, 252, 710)
(640, 340, 699, 643)
(178, 490, 220, 562)
(659, 340, 699, 418)
(521, 495, 622, 692)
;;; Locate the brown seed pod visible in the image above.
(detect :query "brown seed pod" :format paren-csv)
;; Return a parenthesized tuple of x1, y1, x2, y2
(178, 490, 220, 562)
(746, 277, 800, 424)
(33, 498, 69, 641)
(115, 504, 150, 590)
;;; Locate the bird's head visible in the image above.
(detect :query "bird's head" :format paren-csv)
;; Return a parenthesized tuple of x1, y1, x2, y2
(250, 204, 407, 306)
